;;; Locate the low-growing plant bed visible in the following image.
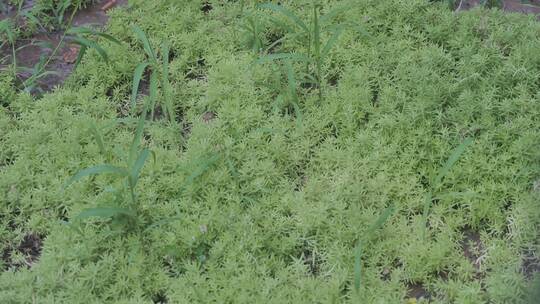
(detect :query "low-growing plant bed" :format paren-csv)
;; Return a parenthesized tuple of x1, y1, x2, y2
(0, 0, 539, 303)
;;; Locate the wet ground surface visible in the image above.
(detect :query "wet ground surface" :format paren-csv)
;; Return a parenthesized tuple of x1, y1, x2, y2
(457, 0, 540, 16)
(0, 0, 127, 94)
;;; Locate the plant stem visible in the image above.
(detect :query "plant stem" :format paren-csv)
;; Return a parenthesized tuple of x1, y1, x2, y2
(313, 5, 322, 102)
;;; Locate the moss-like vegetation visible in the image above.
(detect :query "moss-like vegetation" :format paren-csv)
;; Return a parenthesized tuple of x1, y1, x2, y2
(1, 0, 539, 303)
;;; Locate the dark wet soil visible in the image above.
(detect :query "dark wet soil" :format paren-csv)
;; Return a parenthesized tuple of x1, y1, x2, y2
(0, 0, 127, 94)
(457, 0, 540, 16)
(522, 249, 540, 280)
(406, 282, 431, 301)
(461, 229, 484, 274)
(2, 233, 44, 270)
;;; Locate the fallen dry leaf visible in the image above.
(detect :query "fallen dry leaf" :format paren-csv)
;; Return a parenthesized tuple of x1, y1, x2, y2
(62, 45, 80, 64)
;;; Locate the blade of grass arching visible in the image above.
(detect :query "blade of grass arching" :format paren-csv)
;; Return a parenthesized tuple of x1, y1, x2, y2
(161, 42, 174, 122)
(73, 44, 87, 68)
(65, 165, 129, 188)
(432, 137, 473, 189)
(321, 26, 344, 59)
(258, 3, 308, 32)
(130, 61, 150, 112)
(354, 204, 395, 292)
(89, 121, 106, 156)
(71, 36, 109, 63)
(366, 204, 395, 236)
(130, 148, 150, 187)
(67, 27, 121, 45)
(75, 207, 136, 220)
(132, 25, 156, 62)
(149, 71, 158, 120)
(179, 154, 221, 193)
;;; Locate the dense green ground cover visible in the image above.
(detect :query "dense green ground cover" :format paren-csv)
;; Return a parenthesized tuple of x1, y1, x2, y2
(1, 0, 539, 302)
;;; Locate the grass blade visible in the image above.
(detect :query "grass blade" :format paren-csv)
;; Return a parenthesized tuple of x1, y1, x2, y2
(354, 204, 395, 292)
(132, 25, 156, 62)
(321, 26, 344, 59)
(179, 154, 220, 193)
(71, 36, 109, 63)
(258, 3, 308, 32)
(354, 241, 363, 292)
(89, 121, 106, 156)
(67, 26, 122, 45)
(65, 165, 128, 188)
(130, 148, 150, 187)
(149, 71, 158, 119)
(433, 137, 473, 188)
(161, 42, 174, 121)
(130, 61, 150, 111)
(73, 44, 87, 69)
(129, 114, 146, 166)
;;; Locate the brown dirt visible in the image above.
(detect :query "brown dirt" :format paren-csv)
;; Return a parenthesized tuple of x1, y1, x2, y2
(0, 0, 127, 94)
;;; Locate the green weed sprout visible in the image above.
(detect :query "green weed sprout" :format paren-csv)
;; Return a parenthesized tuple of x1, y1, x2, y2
(422, 137, 474, 237)
(258, 3, 356, 101)
(131, 25, 175, 122)
(354, 204, 395, 293)
(64, 113, 152, 230)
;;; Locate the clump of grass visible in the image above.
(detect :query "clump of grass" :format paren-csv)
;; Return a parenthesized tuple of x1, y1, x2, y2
(131, 26, 175, 122)
(257, 3, 361, 101)
(64, 112, 153, 231)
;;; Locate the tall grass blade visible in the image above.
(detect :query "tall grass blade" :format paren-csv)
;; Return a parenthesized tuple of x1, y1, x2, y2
(353, 204, 395, 292)
(161, 42, 174, 121)
(71, 36, 109, 63)
(67, 27, 122, 45)
(321, 27, 344, 59)
(149, 71, 158, 119)
(89, 121, 106, 156)
(130, 61, 150, 111)
(130, 148, 150, 187)
(65, 165, 128, 188)
(129, 114, 146, 166)
(73, 45, 87, 68)
(179, 154, 221, 193)
(433, 137, 473, 188)
(132, 25, 156, 62)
